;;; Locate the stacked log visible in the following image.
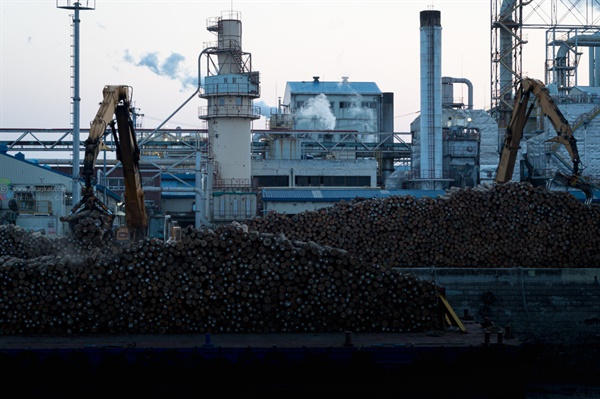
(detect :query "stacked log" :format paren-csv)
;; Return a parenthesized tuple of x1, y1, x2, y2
(1, 181, 597, 336)
(0, 222, 441, 335)
(59, 210, 114, 249)
(247, 182, 600, 268)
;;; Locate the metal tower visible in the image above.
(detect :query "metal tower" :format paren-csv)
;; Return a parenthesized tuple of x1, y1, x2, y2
(491, 0, 600, 128)
(56, 0, 95, 207)
(199, 10, 261, 224)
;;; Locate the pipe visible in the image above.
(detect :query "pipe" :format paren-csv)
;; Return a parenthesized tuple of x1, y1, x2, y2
(35, 159, 197, 166)
(554, 42, 571, 89)
(442, 77, 474, 109)
(499, 0, 518, 105)
(195, 151, 205, 228)
(564, 33, 600, 87)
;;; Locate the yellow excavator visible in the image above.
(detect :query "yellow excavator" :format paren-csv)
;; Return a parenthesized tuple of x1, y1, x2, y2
(65, 85, 148, 241)
(495, 77, 595, 203)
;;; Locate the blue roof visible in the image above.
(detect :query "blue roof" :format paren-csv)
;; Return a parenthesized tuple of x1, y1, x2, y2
(261, 188, 445, 202)
(287, 81, 382, 96)
(1, 152, 71, 178)
(1, 152, 119, 198)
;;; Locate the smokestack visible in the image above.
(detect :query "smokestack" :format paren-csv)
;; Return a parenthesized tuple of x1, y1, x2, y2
(419, 10, 443, 182)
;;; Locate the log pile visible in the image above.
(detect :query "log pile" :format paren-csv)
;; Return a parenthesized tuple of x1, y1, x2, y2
(0, 222, 442, 335)
(59, 209, 114, 249)
(248, 182, 600, 268)
(1, 181, 596, 336)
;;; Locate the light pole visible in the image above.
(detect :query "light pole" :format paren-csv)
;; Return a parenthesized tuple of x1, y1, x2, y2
(56, 1, 96, 208)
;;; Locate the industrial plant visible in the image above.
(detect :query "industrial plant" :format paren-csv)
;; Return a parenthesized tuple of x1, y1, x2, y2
(2, 1, 600, 236)
(1, 2, 600, 397)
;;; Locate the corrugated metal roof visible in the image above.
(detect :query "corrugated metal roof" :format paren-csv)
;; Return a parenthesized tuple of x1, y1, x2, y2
(1, 152, 71, 178)
(287, 81, 382, 96)
(261, 188, 445, 202)
(1, 152, 119, 199)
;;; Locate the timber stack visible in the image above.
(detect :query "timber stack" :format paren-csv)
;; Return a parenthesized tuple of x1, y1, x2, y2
(0, 222, 441, 335)
(248, 181, 600, 268)
(59, 209, 114, 250)
(0, 181, 598, 335)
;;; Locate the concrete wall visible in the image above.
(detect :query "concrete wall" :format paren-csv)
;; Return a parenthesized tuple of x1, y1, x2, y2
(396, 267, 600, 344)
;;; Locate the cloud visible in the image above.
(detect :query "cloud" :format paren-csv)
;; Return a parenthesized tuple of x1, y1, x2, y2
(123, 50, 197, 90)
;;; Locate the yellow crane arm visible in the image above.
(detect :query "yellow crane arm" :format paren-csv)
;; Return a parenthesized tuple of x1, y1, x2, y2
(495, 78, 593, 202)
(81, 85, 131, 196)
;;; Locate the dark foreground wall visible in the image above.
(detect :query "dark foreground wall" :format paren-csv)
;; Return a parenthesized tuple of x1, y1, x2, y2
(397, 268, 600, 343)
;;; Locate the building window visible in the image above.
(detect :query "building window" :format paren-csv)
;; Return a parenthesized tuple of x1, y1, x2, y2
(256, 176, 289, 187)
(295, 175, 370, 187)
(107, 178, 124, 190)
(15, 192, 35, 212)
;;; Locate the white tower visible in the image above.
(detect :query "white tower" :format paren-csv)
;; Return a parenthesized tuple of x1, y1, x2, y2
(199, 11, 261, 223)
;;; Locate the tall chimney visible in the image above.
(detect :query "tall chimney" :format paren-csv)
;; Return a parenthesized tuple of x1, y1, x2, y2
(419, 10, 443, 182)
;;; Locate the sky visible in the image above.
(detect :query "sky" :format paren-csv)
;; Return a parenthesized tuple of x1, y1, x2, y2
(0, 0, 562, 137)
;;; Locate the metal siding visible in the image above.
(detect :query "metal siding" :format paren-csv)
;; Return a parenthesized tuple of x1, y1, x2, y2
(1, 154, 120, 200)
(0, 154, 73, 189)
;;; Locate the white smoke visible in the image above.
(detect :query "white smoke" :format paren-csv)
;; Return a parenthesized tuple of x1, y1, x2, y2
(254, 100, 274, 117)
(296, 93, 336, 130)
(344, 93, 377, 132)
(123, 50, 197, 90)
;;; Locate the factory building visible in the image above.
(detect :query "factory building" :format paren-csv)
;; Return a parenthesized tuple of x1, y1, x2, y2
(252, 76, 407, 195)
(3, 5, 600, 230)
(0, 149, 120, 236)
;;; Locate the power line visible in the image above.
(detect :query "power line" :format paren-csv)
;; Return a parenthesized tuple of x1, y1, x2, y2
(394, 111, 420, 119)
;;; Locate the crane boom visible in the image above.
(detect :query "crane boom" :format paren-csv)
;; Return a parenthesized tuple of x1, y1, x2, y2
(66, 85, 148, 240)
(495, 77, 594, 202)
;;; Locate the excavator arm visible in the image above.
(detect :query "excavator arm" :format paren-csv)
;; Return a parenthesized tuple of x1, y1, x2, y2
(111, 101, 148, 240)
(496, 77, 594, 203)
(67, 85, 148, 240)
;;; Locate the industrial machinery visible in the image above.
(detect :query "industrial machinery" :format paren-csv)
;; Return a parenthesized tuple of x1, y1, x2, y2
(67, 85, 148, 241)
(495, 77, 594, 203)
